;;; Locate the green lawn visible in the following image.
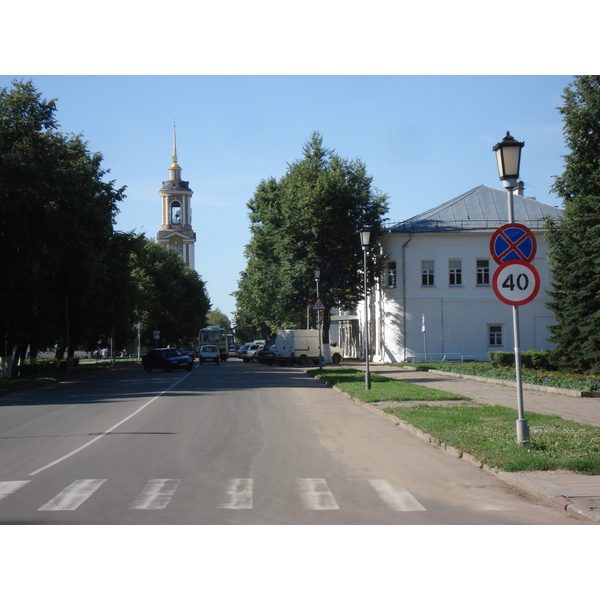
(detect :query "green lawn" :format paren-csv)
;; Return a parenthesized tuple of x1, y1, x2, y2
(307, 368, 472, 403)
(308, 367, 600, 475)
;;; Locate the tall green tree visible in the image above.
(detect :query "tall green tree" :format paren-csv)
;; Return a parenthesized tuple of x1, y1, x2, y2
(546, 76, 600, 373)
(0, 80, 126, 375)
(130, 236, 211, 348)
(207, 308, 232, 332)
(234, 132, 389, 358)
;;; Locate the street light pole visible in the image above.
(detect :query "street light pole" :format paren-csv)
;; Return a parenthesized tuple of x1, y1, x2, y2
(314, 266, 323, 370)
(360, 228, 371, 390)
(493, 132, 529, 446)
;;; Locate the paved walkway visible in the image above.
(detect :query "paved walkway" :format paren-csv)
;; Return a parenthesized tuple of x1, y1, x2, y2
(334, 361, 600, 523)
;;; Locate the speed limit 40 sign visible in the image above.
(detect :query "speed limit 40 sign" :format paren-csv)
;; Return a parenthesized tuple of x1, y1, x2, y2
(492, 260, 540, 306)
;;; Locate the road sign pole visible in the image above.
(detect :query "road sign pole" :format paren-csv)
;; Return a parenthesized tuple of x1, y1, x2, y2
(507, 184, 529, 446)
(512, 304, 529, 444)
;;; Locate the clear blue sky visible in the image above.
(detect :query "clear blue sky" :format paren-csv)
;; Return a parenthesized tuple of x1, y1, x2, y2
(2, 2, 589, 324)
(0, 74, 575, 321)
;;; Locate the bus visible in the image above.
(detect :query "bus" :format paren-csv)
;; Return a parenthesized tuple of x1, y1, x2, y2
(198, 326, 228, 361)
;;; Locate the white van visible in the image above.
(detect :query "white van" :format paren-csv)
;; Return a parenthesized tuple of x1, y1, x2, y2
(269, 329, 341, 366)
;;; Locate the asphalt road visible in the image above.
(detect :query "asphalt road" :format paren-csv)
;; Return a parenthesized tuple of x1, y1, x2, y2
(0, 360, 585, 525)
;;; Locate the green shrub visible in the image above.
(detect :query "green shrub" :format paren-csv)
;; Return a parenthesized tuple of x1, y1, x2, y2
(488, 351, 515, 367)
(522, 349, 553, 371)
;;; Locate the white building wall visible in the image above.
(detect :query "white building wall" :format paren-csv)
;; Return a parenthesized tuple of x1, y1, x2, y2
(363, 229, 557, 363)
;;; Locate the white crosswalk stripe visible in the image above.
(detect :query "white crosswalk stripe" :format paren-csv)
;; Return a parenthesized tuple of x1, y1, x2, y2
(130, 479, 181, 509)
(38, 479, 107, 511)
(219, 478, 253, 509)
(0, 480, 30, 501)
(1, 477, 429, 513)
(368, 479, 426, 511)
(297, 478, 339, 510)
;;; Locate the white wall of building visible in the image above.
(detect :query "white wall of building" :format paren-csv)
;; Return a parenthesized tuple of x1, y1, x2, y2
(361, 229, 556, 363)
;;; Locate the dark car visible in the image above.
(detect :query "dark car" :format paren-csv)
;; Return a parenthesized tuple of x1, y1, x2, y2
(142, 348, 194, 372)
(256, 343, 276, 365)
(179, 345, 197, 359)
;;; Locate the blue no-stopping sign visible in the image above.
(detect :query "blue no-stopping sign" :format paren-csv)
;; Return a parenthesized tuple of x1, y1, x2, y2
(490, 223, 537, 265)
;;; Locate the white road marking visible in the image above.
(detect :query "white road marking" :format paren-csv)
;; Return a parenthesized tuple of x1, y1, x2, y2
(0, 480, 30, 501)
(129, 479, 181, 509)
(28, 370, 194, 476)
(369, 479, 426, 511)
(8, 477, 431, 514)
(38, 479, 107, 511)
(297, 478, 339, 510)
(220, 478, 253, 509)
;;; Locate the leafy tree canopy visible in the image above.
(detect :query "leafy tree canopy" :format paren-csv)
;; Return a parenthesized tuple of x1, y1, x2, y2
(546, 76, 600, 372)
(234, 132, 389, 343)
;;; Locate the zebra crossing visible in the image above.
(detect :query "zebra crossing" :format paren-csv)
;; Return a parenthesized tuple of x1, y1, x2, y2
(0, 477, 427, 513)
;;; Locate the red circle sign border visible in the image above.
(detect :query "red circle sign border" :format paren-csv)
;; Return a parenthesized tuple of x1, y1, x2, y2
(489, 223, 537, 265)
(492, 259, 541, 306)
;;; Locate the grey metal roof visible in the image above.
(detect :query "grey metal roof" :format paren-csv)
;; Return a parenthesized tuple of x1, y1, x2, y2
(385, 185, 564, 233)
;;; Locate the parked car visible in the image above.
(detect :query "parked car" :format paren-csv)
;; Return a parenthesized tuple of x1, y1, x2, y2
(256, 343, 276, 365)
(179, 345, 197, 359)
(240, 343, 262, 362)
(237, 343, 250, 359)
(198, 344, 220, 365)
(142, 348, 194, 372)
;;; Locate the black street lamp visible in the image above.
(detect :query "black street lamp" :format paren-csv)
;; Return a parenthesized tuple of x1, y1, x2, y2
(360, 228, 371, 390)
(493, 131, 525, 222)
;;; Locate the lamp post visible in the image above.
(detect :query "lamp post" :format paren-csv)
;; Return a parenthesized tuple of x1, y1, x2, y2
(360, 228, 371, 390)
(314, 265, 323, 370)
(493, 131, 529, 446)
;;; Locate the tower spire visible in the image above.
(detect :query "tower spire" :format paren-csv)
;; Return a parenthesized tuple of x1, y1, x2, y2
(171, 122, 179, 167)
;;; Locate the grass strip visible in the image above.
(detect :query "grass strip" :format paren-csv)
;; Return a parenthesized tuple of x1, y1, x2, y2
(308, 367, 600, 475)
(0, 361, 117, 394)
(308, 367, 471, 403)
(386, 404, 600, 474)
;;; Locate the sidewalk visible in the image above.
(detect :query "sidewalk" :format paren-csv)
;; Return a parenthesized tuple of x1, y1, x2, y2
(338, 361, 600, 523)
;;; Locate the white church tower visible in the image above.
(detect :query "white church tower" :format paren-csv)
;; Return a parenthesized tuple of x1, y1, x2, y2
(157, 125, 196, 270)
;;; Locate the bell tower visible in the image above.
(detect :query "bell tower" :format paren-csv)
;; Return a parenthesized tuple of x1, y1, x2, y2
(157, 125, 196, 270)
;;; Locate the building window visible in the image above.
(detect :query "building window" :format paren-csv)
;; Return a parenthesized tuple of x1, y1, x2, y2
(449, 259, 462, 286)
(387, 261, 397, 288)
(477, 259, 490, 286)
(488, 325, 503, 347)
(421, 261, 434, 286)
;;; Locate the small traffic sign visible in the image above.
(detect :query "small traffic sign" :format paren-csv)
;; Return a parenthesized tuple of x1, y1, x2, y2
(153, 330, 160, 339)
(312, 297, 327, 311)
(490, 223, 537, 265)
(492, 260, 540, 306)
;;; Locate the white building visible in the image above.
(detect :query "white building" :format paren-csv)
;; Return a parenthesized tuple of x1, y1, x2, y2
(360, 184, 564, 363)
